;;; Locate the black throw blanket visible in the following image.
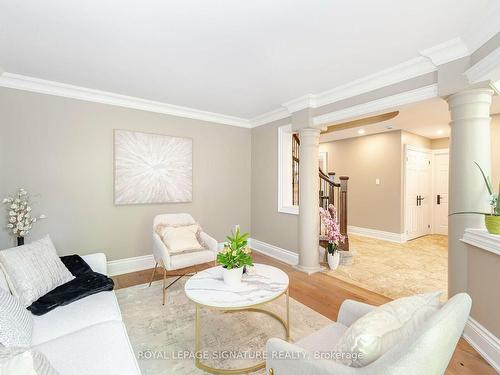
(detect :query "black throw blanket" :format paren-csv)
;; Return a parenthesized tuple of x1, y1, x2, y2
(28, 255, 114, 316)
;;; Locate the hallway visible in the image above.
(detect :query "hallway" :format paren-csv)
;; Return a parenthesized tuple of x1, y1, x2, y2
(323, 234, 448, 300)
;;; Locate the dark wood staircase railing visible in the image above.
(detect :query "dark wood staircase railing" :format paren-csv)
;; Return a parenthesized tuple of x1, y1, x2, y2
(292, 133, 349, 251)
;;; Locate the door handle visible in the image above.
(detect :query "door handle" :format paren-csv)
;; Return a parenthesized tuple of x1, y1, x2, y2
(437, 194, 441, 205)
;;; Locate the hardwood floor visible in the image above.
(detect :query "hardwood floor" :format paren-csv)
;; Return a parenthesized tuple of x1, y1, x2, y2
(112, 252, 496, 375)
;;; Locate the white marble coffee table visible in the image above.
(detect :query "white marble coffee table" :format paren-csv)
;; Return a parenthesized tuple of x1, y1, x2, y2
(185, 263, 290, 374)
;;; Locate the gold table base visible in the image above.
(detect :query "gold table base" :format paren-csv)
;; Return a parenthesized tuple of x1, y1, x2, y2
(194, 289, 290, 374)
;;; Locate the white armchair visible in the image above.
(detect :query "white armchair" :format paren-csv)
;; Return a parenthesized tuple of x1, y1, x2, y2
(266, 293, 472, 375)
(151, 213, 219, 305)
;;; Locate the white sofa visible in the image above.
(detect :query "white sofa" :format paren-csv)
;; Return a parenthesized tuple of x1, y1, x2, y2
(0, 252, 142, 375)
(266, 293, 472, 375)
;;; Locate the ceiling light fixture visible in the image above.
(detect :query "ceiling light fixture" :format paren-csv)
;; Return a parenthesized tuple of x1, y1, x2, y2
(436, 129, 444, 135)
(358, 129, 366, 135)
(386, 125, 394, 130)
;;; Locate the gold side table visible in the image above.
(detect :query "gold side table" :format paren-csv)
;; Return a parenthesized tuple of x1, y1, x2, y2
(185, 264, 290, 374)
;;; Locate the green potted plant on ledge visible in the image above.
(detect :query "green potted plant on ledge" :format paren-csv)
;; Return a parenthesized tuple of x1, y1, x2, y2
(452, 162, 500, 235)
(217, 226, 253, 286)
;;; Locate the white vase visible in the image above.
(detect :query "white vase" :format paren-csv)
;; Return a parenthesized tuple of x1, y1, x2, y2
(223, 266, 244, 286)
(327, 252, 340, 270)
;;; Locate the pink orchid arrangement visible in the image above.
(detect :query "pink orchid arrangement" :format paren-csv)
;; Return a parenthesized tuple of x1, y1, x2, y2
(319, 204, 345, 254)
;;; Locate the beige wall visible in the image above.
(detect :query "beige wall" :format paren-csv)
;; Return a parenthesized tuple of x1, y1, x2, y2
(464, 105, 499, 339)
(401, 131, 431, 149)
(467, 245, 500, 337)
(0, 88, 251, 260)
(431, 137, 449, 149)
(251, 118, 299, 252)
(320, 131, 403, 233)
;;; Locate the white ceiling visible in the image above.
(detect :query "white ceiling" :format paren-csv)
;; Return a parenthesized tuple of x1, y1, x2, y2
(319, 95, 500, 143)
(0, 0, 495, 119)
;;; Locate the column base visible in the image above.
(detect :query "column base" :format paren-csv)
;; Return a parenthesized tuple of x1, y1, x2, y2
(293, 264, 325, 275)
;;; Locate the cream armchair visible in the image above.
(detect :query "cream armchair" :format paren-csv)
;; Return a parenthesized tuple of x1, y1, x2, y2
(266, 293, 472, 375)
(151, 213, 219, 305)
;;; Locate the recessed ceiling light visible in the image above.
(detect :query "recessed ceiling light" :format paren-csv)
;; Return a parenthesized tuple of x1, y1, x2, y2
(358, 129, 366, 135)
(386, 125, 393, 130)
(436, 129, 444, 135)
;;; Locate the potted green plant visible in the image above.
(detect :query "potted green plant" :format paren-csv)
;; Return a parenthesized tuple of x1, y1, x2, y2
(217, 227, 253, 286)
(452, 162, 500, 235)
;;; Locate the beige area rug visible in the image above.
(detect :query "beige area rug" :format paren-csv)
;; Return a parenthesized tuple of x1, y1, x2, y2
(324, 235, 448, 301)
(116, 278, 331, 374)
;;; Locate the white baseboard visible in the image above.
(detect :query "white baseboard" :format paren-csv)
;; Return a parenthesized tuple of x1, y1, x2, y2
(108, 242, 227, 276)
(348, 225, 406, 243)
(249, 238, 298, 265)
(463, 317, 500, 372)
(107, 254, 156, 276)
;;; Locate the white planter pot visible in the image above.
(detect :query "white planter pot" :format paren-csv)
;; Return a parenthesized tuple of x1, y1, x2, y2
(327, 252, 340, 270)
(223, 266, 244, 286)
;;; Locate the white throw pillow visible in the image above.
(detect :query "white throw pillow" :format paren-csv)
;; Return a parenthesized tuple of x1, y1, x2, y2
(0, 268, 9, 292)
(334, 291, 442, 367)
(158, 224, 204, 253)
(0, 288, 33, 347)
(0, 235, 75, 307)
(0, 347, 60, 375)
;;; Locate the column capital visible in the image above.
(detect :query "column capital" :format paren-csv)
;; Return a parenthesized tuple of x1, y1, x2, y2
(298, 127, 321, 137)
(447, 87, 494, 123)
(447, 87, 495, 106)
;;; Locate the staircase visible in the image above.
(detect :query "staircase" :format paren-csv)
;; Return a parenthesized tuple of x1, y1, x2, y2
(292, 134, 349, 251)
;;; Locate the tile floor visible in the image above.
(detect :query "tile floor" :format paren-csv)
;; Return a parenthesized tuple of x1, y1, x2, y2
(323, 234, 448, 300)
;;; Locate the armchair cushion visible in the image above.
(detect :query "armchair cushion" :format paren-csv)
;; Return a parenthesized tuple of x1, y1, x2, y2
(295, 322, 347, 353)
(334, 291, 442, 367)
(157, 224, 204, 254)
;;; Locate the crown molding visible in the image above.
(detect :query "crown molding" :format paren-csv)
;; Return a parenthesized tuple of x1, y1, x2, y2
(465, 46, 500, 84)
(313, 84, 438, 126)
(250, 107, 290, 127)
(0, 33, 486, 130)
(314, 56, 436, 108)
(420, 37, 470, 66)
(0, 72, 252, 128)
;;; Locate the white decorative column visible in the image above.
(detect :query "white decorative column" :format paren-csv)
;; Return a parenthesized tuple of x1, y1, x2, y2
(447, 88, 494, 296)
(296, 127, 322, 274)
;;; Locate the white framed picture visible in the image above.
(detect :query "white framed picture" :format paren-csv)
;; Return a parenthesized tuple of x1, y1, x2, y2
(114, 129, 193, 204)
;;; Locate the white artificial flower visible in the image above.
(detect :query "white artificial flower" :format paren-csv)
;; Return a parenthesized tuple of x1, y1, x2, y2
(9, 217, 16, 223)
(19, 230, 25, 236)
(14, 198, 20, 203)
(26, 206, 31, 212)
(7, 223, 13, 228)
(2, 198, 12, 204)
(32, 217, 37, 222)
(10, 203, 17, 209)
(9, 210, 15, 216)
(17, 223, 24, 230)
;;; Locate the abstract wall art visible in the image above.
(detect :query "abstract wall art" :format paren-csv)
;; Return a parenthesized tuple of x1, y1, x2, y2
(114, 130, 193, 204)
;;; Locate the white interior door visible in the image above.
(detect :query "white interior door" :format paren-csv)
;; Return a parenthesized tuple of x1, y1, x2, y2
(405, 147, 432, 240)
(433, 151, 449, 235)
